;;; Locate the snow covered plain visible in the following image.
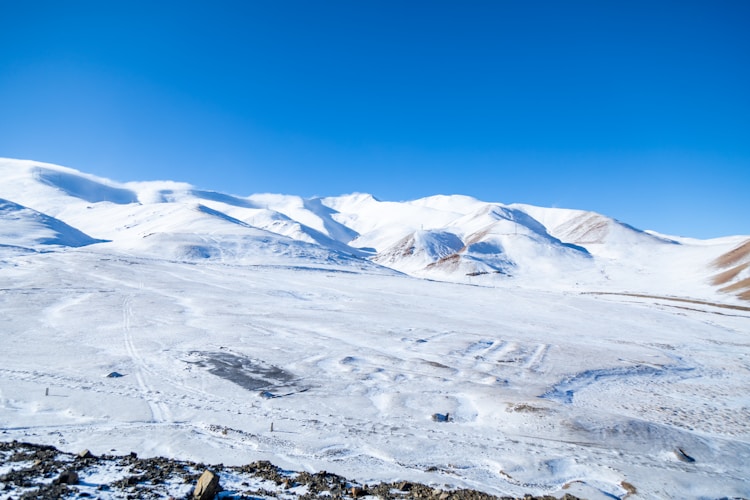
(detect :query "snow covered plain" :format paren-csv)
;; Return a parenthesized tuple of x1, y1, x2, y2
(1, 158, 749, 499)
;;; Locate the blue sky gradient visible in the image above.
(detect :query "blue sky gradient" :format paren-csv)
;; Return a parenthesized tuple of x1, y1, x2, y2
(1, 1, 748, 237)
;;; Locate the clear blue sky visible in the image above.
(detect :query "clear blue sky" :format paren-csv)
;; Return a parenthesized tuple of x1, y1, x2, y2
(1, 1, 748, 238)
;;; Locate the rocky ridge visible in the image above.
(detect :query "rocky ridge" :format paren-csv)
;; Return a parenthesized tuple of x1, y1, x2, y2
(0, 441, 584, 500)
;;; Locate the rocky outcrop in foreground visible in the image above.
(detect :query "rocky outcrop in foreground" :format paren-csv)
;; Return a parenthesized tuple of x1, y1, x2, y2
(0, 440, 583, 500)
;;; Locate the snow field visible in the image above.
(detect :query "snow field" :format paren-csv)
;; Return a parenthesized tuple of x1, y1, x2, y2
(1, 248, 749, 498)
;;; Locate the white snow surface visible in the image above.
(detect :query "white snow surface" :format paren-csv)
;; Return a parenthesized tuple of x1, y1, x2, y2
(1, 158, 749, 499)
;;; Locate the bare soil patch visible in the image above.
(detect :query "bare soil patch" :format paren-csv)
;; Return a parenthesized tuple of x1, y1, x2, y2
(583, 292, 750, 312)
(712, 239, 750, 269)
(720, 277, 750, 295)
(711, 262, 749, 285)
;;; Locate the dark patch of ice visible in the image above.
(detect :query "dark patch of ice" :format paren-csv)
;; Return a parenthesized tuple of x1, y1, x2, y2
(187, 351, 298, 392)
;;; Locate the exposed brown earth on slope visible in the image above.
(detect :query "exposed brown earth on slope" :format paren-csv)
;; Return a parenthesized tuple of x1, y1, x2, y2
(583, 292, 750, 312)
(711, 239, 750, 302)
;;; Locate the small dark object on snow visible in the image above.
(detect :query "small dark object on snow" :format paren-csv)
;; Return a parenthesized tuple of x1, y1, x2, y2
(259, 390, 276, 399)
(56, 470, 79, 485)
(77, 449, 94, 459)
(106, 372, 124, 378)
(674, 447, 695, 463)
(432, 412, 450, 422)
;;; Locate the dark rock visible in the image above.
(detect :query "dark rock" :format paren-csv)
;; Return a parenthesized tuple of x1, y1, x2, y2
(22, 482, 75, 499)
(77, 449, 94, 459)
(56, 470, 79, 485)
(398, 481, 413, 491)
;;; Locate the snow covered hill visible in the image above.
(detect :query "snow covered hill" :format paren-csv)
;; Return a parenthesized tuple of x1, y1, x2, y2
(0, 158, 747, 303)
(0, 198, 104, 252)
(1, 158, 749, 499)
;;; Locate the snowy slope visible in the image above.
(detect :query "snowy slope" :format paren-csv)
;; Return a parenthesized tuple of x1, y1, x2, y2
(513, 204, 677, 258)
(1, 244, 749, 499)
(1, 157, 748, 303)
(0, 159, 372, 269)
(0, 198, 104, 252)
(374, 229, 465, 274)
(1, 158, 750, 499)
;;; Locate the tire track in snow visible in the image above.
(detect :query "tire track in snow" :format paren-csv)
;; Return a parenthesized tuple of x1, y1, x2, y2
(524, 343, 550, 371)
(494, 341, 522, 363)
(122, 295, 172, 423)
(483, 340, 510, 359)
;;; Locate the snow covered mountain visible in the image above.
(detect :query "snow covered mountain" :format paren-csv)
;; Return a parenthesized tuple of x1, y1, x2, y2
(1, 158, 746, 303)
(2, 158, 750, 499)
(0, 198, 104, 251)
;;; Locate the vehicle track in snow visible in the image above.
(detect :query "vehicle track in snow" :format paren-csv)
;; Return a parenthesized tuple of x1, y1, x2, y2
(524, 343, 550, 371)
(122, 295, 172, 423)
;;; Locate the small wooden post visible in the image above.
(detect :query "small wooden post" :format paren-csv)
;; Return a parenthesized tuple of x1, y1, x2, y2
(270, 422, 274, 432)
(45, 387, 49, 396)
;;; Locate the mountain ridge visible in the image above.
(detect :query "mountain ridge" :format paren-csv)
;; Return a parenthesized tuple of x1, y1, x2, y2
(1, 157, 747, 302)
